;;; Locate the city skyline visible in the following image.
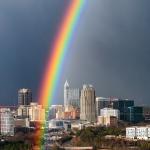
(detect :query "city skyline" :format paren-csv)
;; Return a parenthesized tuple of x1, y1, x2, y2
(0, 0, 150, 105)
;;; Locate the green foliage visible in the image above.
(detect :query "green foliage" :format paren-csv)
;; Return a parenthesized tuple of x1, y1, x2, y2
(59, 135, 72, 145)
(138, 141, 150, 150)
(0, 141, 31, 150)
(74, 126, 126, 149)
(77, 126, 124, 139)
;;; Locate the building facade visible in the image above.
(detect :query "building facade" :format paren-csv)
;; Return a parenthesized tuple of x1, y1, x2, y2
(96, 97, 112, 116)
(17, 105, 30, 118)
(29, 103, 45, 122)
(97, 116, 118, 127)
(0, 108, 14, 136)
(49, 105, 64, 120)
(100, 107, 120, 119)
(80, 84, 96, 122)
(126, 126, 150, 140)
(112, 99, 134, 121)
(127, 106, 144, 123)
(18, 88, 32, 105)
(143, 106, 150, 121)
(64, 80, 80, 109)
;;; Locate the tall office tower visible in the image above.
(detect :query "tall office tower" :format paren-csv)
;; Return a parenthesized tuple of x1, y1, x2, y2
(80, 84, 96, 122)
(0, 108, 14, 136)
(64, 80, 80, 109)
(18, 88, 32, 106)
(96, 97, 112, 116)
(112, 99, 134, 121)
(127, 106, 144, 123)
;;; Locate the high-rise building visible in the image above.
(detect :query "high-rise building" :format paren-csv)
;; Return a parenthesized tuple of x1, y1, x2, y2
(96, 97, 112, 116)
(18, 88, 32, 106)
(127, 106, 144, 123)
(80, 84, 96, 122)
(64, 80, 80, 109)
(112, 99, 134, 121)
(0, 108, 14, 136)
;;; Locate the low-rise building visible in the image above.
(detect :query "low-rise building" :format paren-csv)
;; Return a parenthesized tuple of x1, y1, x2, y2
(14, 117, 29, 127)
(49, 119, 71, 131)
(49, 105, 64, 119)
(97, 116, 118, 127)
(29, 103, 45, 122)
(143, 106, 150, 121)
(17, 105, 30, 118)
(126, 126, 150, 140)
(100, 107, 120, 119)
(56, 106, 80, 120)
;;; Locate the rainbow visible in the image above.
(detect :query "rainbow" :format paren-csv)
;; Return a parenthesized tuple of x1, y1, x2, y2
(39, 0, 85, 107)
(36, 1, 85, 149)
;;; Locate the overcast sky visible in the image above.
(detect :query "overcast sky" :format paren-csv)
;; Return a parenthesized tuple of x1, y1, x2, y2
(0, 0, 150, 105)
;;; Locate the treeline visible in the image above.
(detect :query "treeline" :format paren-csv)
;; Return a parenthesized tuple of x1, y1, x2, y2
(71, 126, 150, 150)
(0, 141, 31, 150)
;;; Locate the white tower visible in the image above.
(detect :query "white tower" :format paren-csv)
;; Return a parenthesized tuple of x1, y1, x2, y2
(64, 80, 80, 109)
(64, 80, 70, 107)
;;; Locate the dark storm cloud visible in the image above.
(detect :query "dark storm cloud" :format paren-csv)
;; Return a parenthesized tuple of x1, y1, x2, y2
(61, 0, 150, 105)
(0, 0, 69, 105)
(0, 0, 150, 105)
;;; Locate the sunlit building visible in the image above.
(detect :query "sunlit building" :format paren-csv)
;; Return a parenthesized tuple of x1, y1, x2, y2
(80, 84, 96, 122)
(0, 108, 14, 136)
(100, 107, 120, 119)
(29, 103, 45, 122)
(126, 126, 150, 140)
(17, 105, 30, 118)
(97, 116, 118, 127)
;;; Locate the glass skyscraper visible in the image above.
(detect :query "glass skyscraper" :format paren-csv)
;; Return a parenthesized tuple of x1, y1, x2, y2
(64, 80, 80, 108)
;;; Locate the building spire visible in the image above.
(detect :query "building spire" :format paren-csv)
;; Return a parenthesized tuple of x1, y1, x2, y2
(64, 80, 69, 88)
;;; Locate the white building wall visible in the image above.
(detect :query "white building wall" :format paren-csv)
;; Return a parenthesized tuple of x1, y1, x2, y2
(126, 126, 150, 140)
(126, 127, 136, 139)
(136, 127, 148, 140)
(0, 108, 14, 136)
(100, 108, 120, 119)
(29, 103, 45, 122)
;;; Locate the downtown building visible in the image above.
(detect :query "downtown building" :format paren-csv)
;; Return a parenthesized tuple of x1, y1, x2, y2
(0, 108, 14, 136)
(126, 106, 144, 123)
(126, 126, 150, 140)
(112, 99, 134, 121)
(18, 88, 32, 106)
(64, 80, 80, 109)
(96, 97, 112, 116)
(29, 102, 45, 122)
(96, 97, 134, 121)
(80, 84, 96, 122)
(97, 108, 119, 127)
(17, 102, 46, 122)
